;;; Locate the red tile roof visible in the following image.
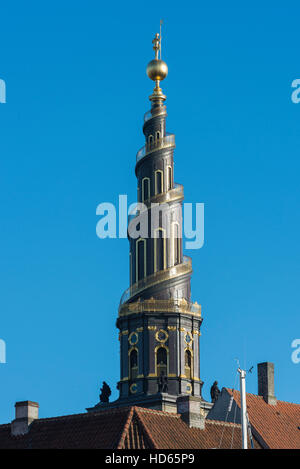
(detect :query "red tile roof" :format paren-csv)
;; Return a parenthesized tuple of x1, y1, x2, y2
(226, 389, 300, 449)
(0, 406, 261, 449)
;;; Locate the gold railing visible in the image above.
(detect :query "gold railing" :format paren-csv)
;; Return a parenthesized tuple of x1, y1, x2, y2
(144, 183, 184, 206)
(119, 256, 192, 310)
(136, 133, 175, 164)
(143, 105, 167, 123)
(127, 183, 184, 227)
(119, 298, 201, 318)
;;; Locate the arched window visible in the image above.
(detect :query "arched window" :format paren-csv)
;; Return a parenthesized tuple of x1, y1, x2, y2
(156, 131, 161, 141)
(129, 349, 138, 381)
(148, 135, 154, 149)
(129, 252, 132, 286)
(185, 350, 192, 379)
(136, 238, 146, 281)
(167, 166, 172, 191)
(142, 177, 150, 202)
(155, 170, 163, 195)
(172, 222, 181, 266)
(154, 228, 166, 272)
(156, 347, 168, 377)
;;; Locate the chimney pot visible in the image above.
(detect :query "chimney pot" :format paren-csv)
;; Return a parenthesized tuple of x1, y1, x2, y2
(177, 395, 205, 429)
(11, 401, 39, 436)
(257, 362, 277, 405)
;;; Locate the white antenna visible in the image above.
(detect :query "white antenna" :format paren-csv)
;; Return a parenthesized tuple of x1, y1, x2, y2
(237, 367, 248, 449)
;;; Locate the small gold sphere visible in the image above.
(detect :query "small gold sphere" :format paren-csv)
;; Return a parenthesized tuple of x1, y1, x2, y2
(146, 59, 168, 81)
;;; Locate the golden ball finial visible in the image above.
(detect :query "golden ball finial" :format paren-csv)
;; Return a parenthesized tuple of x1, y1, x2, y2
(146, 59, 168, 82)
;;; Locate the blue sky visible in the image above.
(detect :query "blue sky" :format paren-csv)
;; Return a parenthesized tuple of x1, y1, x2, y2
(0, 1, 299, 423)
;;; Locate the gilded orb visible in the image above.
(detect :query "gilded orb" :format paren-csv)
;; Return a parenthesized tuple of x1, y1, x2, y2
(146, 59, 168, 82)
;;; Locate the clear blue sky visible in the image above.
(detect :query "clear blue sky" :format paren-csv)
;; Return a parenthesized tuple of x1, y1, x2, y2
(0, 1, 299, 423)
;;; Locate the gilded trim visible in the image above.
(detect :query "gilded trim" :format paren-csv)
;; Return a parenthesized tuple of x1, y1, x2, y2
(184, 331, 193, 345)
(129, 383, 138, 394)
(186, 385, 192, 395)
(155, 329, 169, 343)
(128, 331, 139, 346)
(119, 298, 201, 318)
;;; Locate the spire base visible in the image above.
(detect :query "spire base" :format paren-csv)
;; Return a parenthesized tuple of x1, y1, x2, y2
(149, 83, 166, 104)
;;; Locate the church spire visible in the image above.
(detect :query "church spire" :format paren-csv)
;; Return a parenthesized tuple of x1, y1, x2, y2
(115, 31, 203, 411)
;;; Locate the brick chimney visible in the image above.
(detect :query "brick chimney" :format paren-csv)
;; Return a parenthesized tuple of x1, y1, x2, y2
(11, 401, 39, 436)
(177, 396, 205, 429)
(257, 362, 277, 405)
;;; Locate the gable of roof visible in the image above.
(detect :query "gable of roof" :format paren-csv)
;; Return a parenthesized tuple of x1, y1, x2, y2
(207, 388, 300, 449)
(0, 407, 133, 449)
(133, 407, 260, 449)
(0, 405, 262, 449)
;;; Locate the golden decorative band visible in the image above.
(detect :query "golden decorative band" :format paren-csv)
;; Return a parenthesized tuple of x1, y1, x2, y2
(119, 298, 201, 318)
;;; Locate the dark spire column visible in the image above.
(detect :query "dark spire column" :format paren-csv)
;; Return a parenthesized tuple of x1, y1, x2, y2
(116, 33, 203, 410)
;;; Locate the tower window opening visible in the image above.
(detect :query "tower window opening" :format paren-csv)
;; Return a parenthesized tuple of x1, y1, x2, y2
(142, 177, 150, 202)
(148, 135, 154, 149)
(129, 252, 132, 286)
(136, 238, 146, 281)
(156, 347, 168, 377)
(154, 228, 166, 272)
(129, 349, 138, 381)
(167, 166, 172, 191)
(185, 350, 192, 379)
(172, 222, 180, 266)
(155, 170, 163, 195)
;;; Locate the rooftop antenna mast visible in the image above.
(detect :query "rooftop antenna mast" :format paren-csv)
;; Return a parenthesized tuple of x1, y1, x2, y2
(237, 366, 248, 449)
(237, 363, 254, 449)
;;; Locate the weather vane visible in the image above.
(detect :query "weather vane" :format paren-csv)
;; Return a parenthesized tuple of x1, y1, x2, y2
(152, 20, 163, 60)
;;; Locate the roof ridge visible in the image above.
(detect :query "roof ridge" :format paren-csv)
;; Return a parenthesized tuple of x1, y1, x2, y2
(206, 419, 242, 428)
(31, 406, 134, 425)
(117, 407, 134, 449)
(224, 388, 300, 406)
(132, 406, 180, 418)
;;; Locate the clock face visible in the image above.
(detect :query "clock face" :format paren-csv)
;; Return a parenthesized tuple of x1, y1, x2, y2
(185, 332, 192, 344)
(129, 332, 138, 345)
(156, 329, 168, 343)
